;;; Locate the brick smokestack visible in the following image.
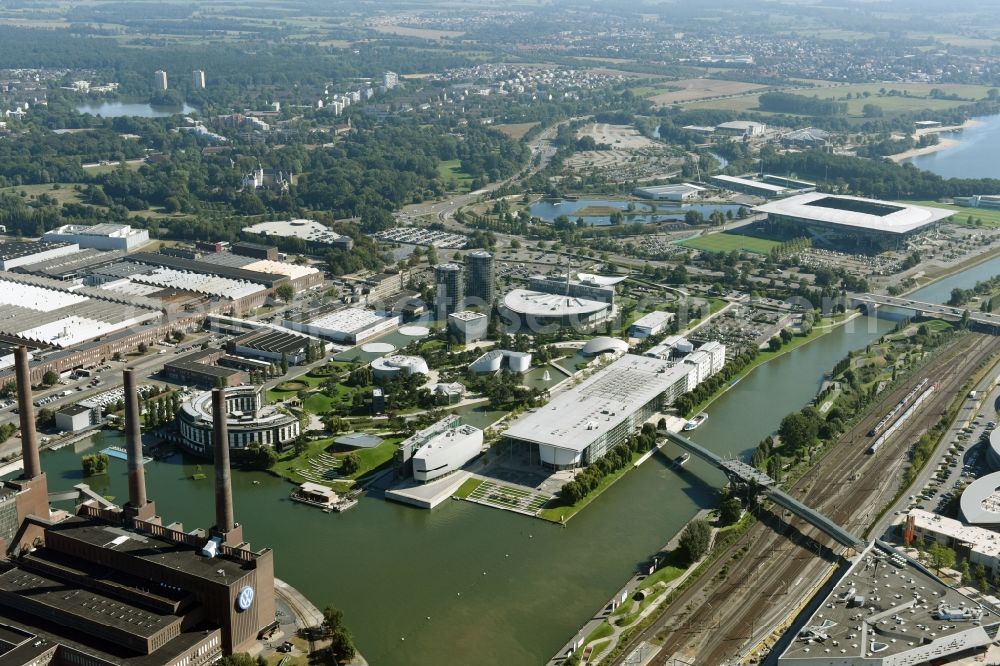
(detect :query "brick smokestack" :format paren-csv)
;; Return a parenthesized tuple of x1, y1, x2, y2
(212, 388, 235, 535)
(123, 368, 147, 511)
(14, 347, 41, 480)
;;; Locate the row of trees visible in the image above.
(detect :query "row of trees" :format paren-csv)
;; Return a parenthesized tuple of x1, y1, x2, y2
(671, 348, 761, 418)
(558, 424, 658, 505)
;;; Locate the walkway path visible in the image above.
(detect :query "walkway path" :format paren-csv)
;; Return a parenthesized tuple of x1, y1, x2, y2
(547, 508, 715, 666)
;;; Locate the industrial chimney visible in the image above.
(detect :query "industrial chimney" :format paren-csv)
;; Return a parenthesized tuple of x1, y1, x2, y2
(211, 388, 240, 544)
(122, 368, 154, 521)
(14, 347, 41, 481)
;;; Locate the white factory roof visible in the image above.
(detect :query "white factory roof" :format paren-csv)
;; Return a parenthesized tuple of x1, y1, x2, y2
(45, 223, 141, 238)
(712, 174, 788, 193)
(755, 193, 954, 234)
(304, 307, 395, 334)
(242, 219, 343, 243)
(631, 311, 673, 330)
(634, 184, 704, 196)
(130, 267, 265, 300)
(0, 281, 88, 312)
(97, 279, 164, 297)
(503, 354, 691, 453)
(241, 259, 320, 281)
(503, 289, 610, 317)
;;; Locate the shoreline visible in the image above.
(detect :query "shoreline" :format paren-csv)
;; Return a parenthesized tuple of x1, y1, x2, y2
(887, 117, 981, 163)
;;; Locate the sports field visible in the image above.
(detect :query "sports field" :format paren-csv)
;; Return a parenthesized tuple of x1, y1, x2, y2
(679, 232, 780, 254)
(904, 200, 1000, 229)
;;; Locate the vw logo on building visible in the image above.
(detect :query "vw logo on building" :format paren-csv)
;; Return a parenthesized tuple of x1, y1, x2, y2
(237, 585, 255, 611)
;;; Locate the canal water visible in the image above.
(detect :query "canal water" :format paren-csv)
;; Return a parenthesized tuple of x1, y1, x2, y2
(75, 101, 198, 118)
(528, 199, 744, 225)
(906, 113, 1000, 179)
(16, 264, 981, 665)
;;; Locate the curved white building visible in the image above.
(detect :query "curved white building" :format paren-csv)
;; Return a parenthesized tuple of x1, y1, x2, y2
(469, 349, 532, 373)
(580, 336, 629, 357)
(502, 289, 612, 330)
(412, 423, 483, 482)
(178, 385, 300, 457)
(371, 354, 429, 380)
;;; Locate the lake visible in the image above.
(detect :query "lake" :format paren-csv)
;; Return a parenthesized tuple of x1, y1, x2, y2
(528, 198, 746, 226)
(75, 101, 198, 118)
(906, 113, 1000, 179)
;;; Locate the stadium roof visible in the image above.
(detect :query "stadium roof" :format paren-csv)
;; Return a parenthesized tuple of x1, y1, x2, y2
(503, 354, 691, 453)
(242, 219, 344, 244)
(755, 193, 954, 234)
(503, 289, 610, 317)
(575, 273, 628, 286)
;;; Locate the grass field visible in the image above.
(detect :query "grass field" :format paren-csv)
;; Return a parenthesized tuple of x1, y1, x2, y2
(905, 200, 1000, 229)
(494, 122, 539, 140)
(647, 78, 769, 106)
(0, 183, 85, 206)
(437, 159, 473, 191)
(678, 232, 780, 254)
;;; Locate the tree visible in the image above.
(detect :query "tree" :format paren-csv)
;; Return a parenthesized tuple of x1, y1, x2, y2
(678, 519, 712, 565)
(36, 407, 55, 429)
(81, 453, 109, 476)
(41, 370, 59, 386)
(768, 336, 782, 352)
(280, 351, 289, 374)
(275, 284, 295, 303)
(928, 543, 956, 574)
(778, 411, 820, 451)
(341, 453, 361, 476)
(720, 496, 743, 526)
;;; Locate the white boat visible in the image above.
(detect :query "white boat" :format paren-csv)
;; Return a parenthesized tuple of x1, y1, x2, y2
(683, 412, 708, 431)
(673, 452, 691, 467)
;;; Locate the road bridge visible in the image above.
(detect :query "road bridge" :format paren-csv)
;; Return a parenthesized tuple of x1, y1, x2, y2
(851, 293, 1000, 332)
(661, 430, 866, 549)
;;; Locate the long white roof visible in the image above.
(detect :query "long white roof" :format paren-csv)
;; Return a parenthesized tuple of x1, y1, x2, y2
(755, 193, 954, 234)
(503, 354, 691, 453)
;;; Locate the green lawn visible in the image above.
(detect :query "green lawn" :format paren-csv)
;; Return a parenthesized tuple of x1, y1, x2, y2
(678, 232, 780, 255)
(904, 200, 1000, 229)
(269, 437, 399, 487)
(452, 477, 484, 499)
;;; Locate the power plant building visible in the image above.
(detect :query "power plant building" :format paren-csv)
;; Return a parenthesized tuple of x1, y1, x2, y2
(0, 354, 279, 663)
(755, 193, 953, 252)
(503, 354, 696, 469)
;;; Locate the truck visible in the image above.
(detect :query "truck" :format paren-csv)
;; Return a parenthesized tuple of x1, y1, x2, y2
(970, 390, 979, 399)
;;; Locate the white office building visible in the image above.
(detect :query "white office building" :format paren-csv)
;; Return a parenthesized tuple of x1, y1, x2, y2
(412, 423, 483, 482)
(448, 310, 489, 344)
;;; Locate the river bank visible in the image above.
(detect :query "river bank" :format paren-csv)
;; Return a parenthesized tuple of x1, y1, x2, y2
(888, 118, 980, 163)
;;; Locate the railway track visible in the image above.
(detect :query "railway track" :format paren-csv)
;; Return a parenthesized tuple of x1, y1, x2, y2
(610, 332, 1000, 666)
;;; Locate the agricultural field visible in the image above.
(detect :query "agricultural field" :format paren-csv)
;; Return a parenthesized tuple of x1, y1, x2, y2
(647, 78, 770, 106)
(371, 24, 464, 40)
(494, 122, 539, 140)
(687, 82, 994, 117)
(678, 232, 780, 254)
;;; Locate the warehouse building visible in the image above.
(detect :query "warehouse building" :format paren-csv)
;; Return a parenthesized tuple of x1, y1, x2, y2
(43, 223, 150, 251)
(282, 305, 400, 344)
(163, 348, 248, 388)
(503, 354, 696, 469)
(633, 184, 704, 201)
(0, 241, 79, 271)
(241, 219, 353, 250)
(779, 539, 1000, 665)
(755, 193, 954, 252)
(231, 328, 322, 365)
(628, 311, 675, 338)
(54, 403, 95, 432)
